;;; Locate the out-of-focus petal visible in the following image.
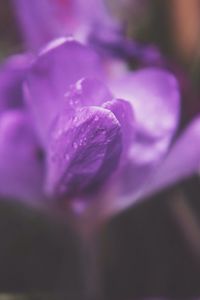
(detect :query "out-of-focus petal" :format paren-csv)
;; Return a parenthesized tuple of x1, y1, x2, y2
(25, 37, 103, 143)
(13, 0, 76, 50)
(108, 68, 180, 197)
(105, 116, 200, 217)
(46, 106, 122, 199)
(0, 54, 31, 112)
(0, 110, 45, 203)
(82, 0, 122, 44)
(140, 116, 200, 199)
(110, 68, 180, 145)
(13, 0, 121, 50)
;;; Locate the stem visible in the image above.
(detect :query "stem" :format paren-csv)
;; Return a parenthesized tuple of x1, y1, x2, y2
(53, 192, 111, 299)
(80, 226, 102, 300)
(64, 204, 105, 300)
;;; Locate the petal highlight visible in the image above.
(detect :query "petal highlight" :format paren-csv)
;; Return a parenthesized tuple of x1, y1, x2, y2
(25, 38, 103, 142)
(141, 116, 200, 199)
(108, 68, 180, 201)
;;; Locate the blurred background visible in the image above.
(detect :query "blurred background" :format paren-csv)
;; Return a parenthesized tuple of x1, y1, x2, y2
(0, 0, 200, 299)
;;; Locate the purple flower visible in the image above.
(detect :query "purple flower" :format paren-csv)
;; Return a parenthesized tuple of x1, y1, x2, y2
(0, 36, 200, 218)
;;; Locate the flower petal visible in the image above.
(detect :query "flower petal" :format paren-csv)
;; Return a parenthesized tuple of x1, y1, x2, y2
(0, 54, 30, 112)
(106, 68, 180, 202)
(111, 69, 179, 164)
(25, 37, 103, 142)
(64, 77, 113, 117)
(0, 110, 44, 202)
(102, 98, 135, 157)
(13, 0, 76, 50)
(46, 106, 122, 199)
(110, 68, 180, 145)
(105, 116, 200, 217)
(140, 116, 200, 199)
(14, 0, 121, 50)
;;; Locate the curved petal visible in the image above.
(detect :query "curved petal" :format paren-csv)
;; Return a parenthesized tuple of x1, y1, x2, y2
(108, 68, 180, 197)
(140, 116, 200, 199)
(104, 116, 200, 217)
(102, 98, 135, 157)
(25, 37, 103, 142)
(0, 110, 45, 203)
(46, 106, 122, 199)
(110, 68, 180, 144)
(0, 54, 30, 112)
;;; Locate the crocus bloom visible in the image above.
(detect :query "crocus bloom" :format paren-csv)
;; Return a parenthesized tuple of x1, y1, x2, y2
(0, 36, 200, 218)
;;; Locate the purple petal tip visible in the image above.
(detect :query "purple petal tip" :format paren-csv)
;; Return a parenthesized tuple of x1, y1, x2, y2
(47, 106, 122, 199)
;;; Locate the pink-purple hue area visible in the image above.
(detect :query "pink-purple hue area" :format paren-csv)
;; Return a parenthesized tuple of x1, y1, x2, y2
(0, 0, 199, 216)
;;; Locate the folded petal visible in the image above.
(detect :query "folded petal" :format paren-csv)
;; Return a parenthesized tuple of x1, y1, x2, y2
(25, 37, 103, 142)
(0, 110, 45, 202)
(0, 54, 30, 112)
(46, 106, 122, 199)
(140, 116, 200, 199)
